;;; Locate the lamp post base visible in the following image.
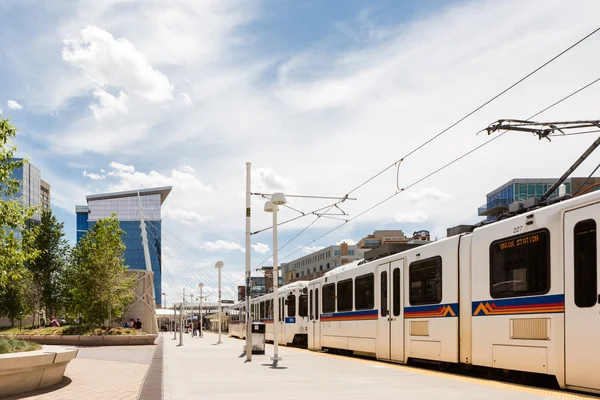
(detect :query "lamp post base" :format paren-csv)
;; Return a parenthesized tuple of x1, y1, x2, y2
(270, 355, 282, 362)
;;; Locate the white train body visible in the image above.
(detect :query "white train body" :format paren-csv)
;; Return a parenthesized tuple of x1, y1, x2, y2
(228, 301, 246, 339)
(251, 281, 309, 345)
(307, 189, 600, 394)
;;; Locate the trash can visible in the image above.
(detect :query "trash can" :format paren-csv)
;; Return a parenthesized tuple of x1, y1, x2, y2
(251, 322, 265, 354)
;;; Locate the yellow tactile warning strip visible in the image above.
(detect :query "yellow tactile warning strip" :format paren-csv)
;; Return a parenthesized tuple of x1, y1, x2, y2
(284, 346, 597, 399)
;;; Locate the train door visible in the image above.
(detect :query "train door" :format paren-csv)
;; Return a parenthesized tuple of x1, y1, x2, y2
(565, 205, 600, 391)
(377, 260, 405, 362)
(308, 282, 321, 350)
(279, 295, 286, 345)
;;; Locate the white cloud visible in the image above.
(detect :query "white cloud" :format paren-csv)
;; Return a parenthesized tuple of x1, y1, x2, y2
(62, 26, 173, 103)
(406, 187, 453, 204)
(89, 89, 128, 120)
(201, 240, 244, 253)
(82, 170, 105, 180)
(252, 168, 298, 194)
(336, 238, 357, 245)
(109, 161, 136, 174)
(107, 162, 212, 193)
(395, 211, 429, 224)
(6, 100, 23, 110)
(301, 245, 325, 254)
(180, 92, 192, 106)
(251, 242, 269, 254)
(163, 205, 207, 225)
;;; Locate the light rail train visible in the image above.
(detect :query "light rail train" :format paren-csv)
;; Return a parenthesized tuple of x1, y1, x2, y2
(231, 189, 600, 395)
(228, 281, 309, 346)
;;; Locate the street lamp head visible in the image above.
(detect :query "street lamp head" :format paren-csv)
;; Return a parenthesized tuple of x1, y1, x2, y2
(271, 192, 287, 205)
(215, 261, 224, 269)
(264, 200, 274, 213)
(198, 283, 204, 288)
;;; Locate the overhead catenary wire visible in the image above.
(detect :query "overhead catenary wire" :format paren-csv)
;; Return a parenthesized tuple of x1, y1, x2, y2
(250, 27, 600, 271)
(345, 25, 600, 197)
(279, 74, 600, 262)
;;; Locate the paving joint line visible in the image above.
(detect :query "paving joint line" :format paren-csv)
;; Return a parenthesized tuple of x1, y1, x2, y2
(137, 335, 164, 400)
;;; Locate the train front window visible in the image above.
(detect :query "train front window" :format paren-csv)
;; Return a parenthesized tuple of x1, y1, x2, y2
(287, 294, 296, 317)
(490, 229, 550, 299)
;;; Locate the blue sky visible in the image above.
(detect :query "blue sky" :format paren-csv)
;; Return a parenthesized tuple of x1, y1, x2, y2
(2, 0, 600, 304)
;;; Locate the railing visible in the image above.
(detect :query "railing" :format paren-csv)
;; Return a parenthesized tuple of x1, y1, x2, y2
(478, 198, 509, 216)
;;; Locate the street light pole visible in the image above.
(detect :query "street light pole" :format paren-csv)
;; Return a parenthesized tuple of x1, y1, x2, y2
(198, 283, 204, 338)
(189, 294, 194, 337)
(265, 192, 286, 363)
(216, 261, 224, 344)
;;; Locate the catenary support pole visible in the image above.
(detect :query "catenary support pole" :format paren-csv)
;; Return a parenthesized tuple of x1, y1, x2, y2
(216, 261, 224, 344)
(271, 204, 281, 362)
(245, 162, 252, 360)
(199, 283, 204, 338)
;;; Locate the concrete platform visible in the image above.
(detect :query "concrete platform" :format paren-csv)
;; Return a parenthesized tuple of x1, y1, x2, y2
(163, 332, 595, 400)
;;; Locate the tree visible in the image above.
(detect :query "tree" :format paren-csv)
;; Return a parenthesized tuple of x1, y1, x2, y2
(68, 214, 136, 326)
(0, 115, 39, 289)
(0, 273, 30, 327)
(29, 210, 69, 318)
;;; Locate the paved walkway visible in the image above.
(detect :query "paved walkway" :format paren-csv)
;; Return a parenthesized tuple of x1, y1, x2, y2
(164, 332, 597, 400)
(4, 343, 157, 400)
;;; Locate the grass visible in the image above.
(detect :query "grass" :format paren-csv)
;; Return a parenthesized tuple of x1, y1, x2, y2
(0, 324, 145, 336)
(0, 337, 42, 354)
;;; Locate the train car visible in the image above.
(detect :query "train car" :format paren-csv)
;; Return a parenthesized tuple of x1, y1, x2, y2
(251, 281, 309, 346)
(307, 189, 600, 394)
(227, 301, 246, 339)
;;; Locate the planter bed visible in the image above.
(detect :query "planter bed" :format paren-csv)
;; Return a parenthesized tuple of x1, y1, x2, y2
(10, 334, 158, 346)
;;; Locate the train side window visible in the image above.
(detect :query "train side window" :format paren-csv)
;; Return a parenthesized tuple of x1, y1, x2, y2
(393, 268, 401, 316)
(299, 293, 308, 317)
(287, 294, 296, 317)
(260, 301, 265, 320)
(409, 256, 442, 305)
(355, 273, 374, 310)
(337, 279, 353, 312)
(280, 297, 284, 320)
(490, 229, 550, 299)
(315, 288, 319, 320)
(322, 283, 335, 313)
(381, 271, 388, 317)
(574, 220, 597, 308)
(309, 289, 314, 320)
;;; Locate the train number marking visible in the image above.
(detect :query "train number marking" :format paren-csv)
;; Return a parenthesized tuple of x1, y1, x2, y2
(513, 225, 523, 234)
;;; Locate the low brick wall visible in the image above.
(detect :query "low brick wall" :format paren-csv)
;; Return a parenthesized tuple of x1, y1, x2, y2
(10, 334, 158, 346)
(0, 347, 78, 397)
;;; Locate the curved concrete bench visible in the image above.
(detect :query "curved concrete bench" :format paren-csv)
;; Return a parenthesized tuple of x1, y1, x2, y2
(0, 347, 78, 397)
(9, 334, 158, 346)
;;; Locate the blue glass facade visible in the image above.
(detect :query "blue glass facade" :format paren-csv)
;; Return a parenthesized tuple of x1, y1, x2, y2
(479, 179, 573, 221)
(76, 187, 171, 306)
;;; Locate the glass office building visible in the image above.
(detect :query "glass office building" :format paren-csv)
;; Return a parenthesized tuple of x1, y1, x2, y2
(3, 158, 43, 224)
(76, 186, 172, 306)
(478, 177, 600, 221)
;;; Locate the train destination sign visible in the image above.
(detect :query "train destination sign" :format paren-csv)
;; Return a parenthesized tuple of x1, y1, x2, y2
(497, 233, 540, 250)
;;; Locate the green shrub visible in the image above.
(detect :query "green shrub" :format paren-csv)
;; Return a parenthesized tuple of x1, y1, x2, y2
(0, 337, 41, 354)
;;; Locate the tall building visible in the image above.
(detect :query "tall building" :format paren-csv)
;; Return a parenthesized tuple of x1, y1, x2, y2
(3, 158, 47, 223)
(40, 180, 51, 211)
(478, 177, 600, 220)
(76, 186, 171, 306)
(284, 242, 366, 283)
